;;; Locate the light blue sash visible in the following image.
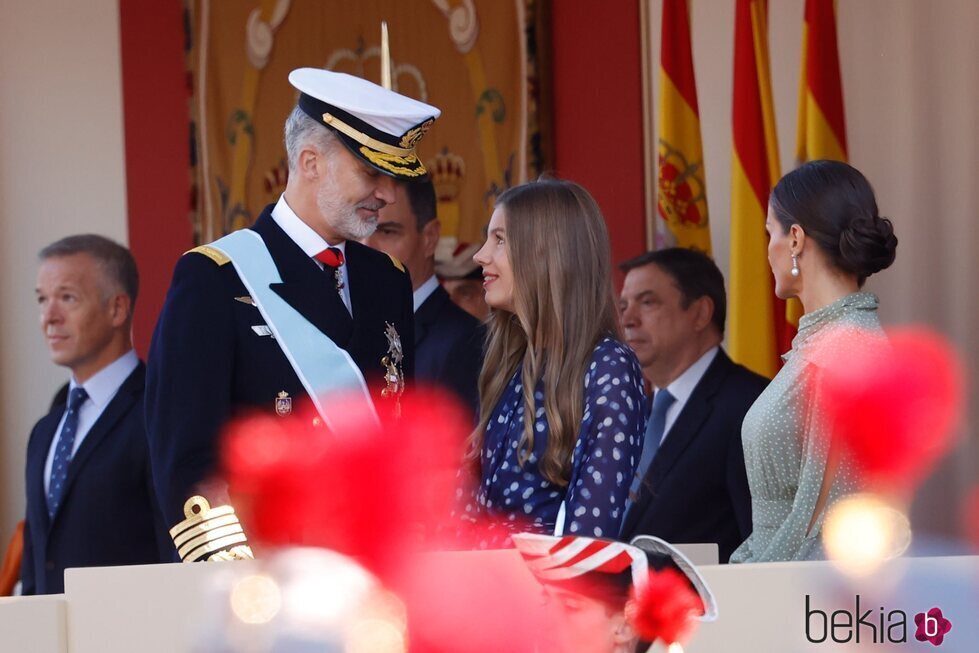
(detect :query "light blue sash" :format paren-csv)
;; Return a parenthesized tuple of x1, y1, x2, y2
(210, 229, 378, 428)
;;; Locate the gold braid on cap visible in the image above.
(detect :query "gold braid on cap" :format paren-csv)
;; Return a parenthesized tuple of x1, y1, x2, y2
(359, 147, 426, 177)
(169, 496, 254, 563)
(322, 113, 415, 157)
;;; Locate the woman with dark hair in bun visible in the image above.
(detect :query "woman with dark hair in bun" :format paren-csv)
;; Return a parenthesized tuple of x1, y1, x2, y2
(730, 160, 898, 563)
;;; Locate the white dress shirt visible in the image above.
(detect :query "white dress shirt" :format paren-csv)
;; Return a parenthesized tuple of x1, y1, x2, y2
(43, 349, 139, 494)
(412, 275, 440, 313)
(271, 195, 352, 314)
(653, 346, 719, 446)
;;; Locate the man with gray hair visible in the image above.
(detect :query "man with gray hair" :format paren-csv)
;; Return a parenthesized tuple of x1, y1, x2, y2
(22, 235, 166, 593)
(146, 68, 441, 534)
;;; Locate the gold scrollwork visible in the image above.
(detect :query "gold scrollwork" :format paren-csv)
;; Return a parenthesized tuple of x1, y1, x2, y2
(359, 147, 427, 177)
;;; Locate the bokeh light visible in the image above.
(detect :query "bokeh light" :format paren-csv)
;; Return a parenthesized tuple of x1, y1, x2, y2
(229, 574, 281, 625)
(823, 494, 912, 577)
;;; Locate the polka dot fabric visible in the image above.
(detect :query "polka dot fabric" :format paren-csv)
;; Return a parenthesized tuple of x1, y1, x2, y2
(464, 337, 645, 546)
(730, 292, 880, 562)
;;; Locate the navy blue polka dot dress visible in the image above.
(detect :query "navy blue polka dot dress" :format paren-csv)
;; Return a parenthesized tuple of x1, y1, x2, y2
(463, 337, 645, 543)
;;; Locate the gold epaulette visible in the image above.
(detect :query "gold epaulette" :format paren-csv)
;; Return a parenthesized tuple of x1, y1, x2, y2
(169, 496, 253, 563)
(186, 245, 230, 266)
(387, 253, 405, 273)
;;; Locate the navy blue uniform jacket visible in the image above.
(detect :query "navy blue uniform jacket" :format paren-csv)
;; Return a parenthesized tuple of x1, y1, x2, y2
(619, 349, 767, 562)
(146, 206, 414, 528)
(414, 284, 483, 416)
(22, 364, 167, 594)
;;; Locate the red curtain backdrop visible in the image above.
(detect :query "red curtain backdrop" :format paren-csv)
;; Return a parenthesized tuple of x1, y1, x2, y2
(551, 1, 646, 277)
(119, 0, 192, 355)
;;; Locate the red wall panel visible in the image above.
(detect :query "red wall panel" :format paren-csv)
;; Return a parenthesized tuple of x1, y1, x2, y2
(550, 2, 648, 275)
(119, 0, 191, 355)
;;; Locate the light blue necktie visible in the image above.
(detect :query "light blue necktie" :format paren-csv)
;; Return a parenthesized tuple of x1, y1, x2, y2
(626, 389, 676, 508)
(47, 386, 88, 520)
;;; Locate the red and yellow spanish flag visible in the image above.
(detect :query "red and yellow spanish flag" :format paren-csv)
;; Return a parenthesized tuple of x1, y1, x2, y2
(729, 0, 786, 379)
(656, 0, 711, 254)
(786, 0, 848, 328)
(796, 0, 847, 164)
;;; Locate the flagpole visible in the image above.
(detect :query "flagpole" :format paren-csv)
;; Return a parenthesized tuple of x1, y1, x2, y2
(380, 21, 392, 90)
(639, 0, 655, 252)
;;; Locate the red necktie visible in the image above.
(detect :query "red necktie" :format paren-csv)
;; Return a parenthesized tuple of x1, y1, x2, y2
(315, 247, 344, 268)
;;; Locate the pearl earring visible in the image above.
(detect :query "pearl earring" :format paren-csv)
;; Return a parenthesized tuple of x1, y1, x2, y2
(790, 254, 800, 277)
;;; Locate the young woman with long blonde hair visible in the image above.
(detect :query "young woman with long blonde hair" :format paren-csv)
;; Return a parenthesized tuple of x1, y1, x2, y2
(460, 179, 645, 542)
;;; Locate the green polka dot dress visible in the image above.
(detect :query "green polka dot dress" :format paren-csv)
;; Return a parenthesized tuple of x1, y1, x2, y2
(730, 292, 881, 563)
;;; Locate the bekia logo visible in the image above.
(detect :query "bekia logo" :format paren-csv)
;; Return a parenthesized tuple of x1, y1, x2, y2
(914, 608, 952, 647)
(805, 596, 953, 646)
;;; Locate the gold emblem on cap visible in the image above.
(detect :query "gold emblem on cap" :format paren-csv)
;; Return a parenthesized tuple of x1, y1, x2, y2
(399, 119, 434, 149)
(169, 496, 254, 563)
(275, 391, 292, 416)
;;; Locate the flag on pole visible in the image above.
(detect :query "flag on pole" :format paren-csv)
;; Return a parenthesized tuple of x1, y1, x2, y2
(729, 0, 786, 379)
(796, 0, 847, 164)
(787, 0, 848, 327)
(656, 0, 711, 254)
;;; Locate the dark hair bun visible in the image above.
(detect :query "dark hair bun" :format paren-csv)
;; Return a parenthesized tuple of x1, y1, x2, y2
(838, 213, 897, 280)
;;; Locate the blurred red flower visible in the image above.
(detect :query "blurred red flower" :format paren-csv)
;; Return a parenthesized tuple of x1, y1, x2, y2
(819, 327, 965, 490)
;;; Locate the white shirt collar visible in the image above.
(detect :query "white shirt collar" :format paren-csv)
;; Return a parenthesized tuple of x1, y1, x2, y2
(270, 195, 346, 258)
(658, 346, 719, 409)
(70, 349, 139, 409)
(413, 275, 440, 313)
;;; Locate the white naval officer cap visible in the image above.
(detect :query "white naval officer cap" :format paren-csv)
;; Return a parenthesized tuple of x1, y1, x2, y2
(288, 67, 441, 181)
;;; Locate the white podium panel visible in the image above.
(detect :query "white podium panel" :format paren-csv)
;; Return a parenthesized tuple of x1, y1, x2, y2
(64, 561, 257, 653)
(0, 594, 67, 653)
(59, 554, 979, 653)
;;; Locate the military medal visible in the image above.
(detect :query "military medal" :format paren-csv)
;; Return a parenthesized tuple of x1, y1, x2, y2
(380, 322, 405, 415)
(275, 391, 292, 416)
(314, 247, 345, 293)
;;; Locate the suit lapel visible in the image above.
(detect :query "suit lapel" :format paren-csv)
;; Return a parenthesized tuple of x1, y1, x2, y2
(626, 350, 734, 530)
(57, 365, 145, 516)
(413, 285, 449, 346)
(252, 211, 354, 346)
(346, 239, 396, 356)
(648, 394, 712, 481)
(26, 410, 63, 533)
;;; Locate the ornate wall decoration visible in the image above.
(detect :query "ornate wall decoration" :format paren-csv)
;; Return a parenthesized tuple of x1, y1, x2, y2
(186, 0, 550, 247)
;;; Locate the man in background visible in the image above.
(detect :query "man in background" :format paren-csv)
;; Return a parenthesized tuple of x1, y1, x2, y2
(436, 243, 490, 322)
(617, 248, 767, 562)
(365, 179, 482, 413)
(23, 235, 165, 594)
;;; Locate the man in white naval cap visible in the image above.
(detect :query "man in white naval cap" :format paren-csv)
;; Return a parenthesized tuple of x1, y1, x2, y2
(146, 68, 441, 536)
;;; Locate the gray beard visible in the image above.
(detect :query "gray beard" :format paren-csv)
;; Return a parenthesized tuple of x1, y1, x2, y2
(316, 182, 379, 241)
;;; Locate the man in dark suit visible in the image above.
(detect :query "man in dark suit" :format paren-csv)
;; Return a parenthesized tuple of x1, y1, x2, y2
(617, 248, 767, 562)
(23, 235, 165, 594)
(146, 68, 442, 531)
(364, 178, 482, 414)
